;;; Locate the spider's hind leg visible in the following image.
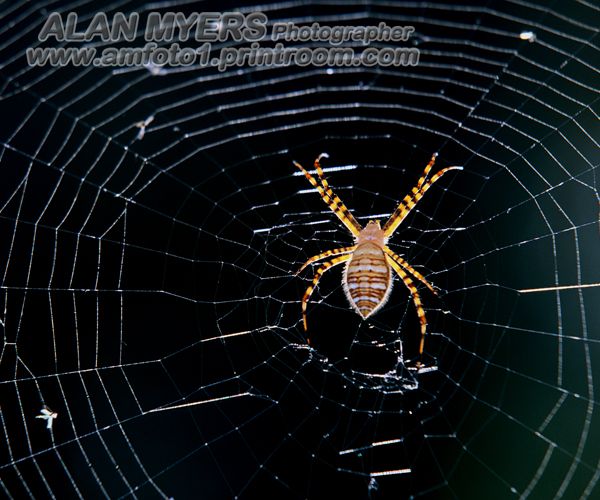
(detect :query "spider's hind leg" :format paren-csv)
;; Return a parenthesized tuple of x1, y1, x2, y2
(385, 254, 429, 365)
(301, 254, 351, 336)
(384, 247, 438, 296)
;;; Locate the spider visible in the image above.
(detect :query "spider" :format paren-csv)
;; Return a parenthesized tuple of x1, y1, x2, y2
(294, 152, 461, 362)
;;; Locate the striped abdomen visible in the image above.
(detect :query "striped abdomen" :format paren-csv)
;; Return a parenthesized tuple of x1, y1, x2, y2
(344, 242, 393, 318)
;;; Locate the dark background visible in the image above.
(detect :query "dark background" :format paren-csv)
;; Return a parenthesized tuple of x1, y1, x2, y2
(0, 1, 598, 499)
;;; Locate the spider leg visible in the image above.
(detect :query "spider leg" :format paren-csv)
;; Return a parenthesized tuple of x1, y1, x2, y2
(386, 254, 428, 361)
(302, 254, 352, 334)
(296, 245, 357, 275)
(294, 154, 362, 237)
(383, 157, 462, 238)
(384, 247, 438, 295)
(312, 153, 340, 199)
(417, 153, 438, 191)
(382, 156, 435, 238)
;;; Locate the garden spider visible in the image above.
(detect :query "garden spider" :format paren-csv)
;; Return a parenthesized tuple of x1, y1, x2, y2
(295, 152, 461, 362)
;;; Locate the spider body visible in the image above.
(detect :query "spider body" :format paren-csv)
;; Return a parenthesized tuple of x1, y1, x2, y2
(294, 152, 461, 361)
(344, 221, 392, 318)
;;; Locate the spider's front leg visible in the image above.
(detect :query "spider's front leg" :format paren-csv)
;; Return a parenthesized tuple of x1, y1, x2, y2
(383, 155, 462, 238)
(293, 156, 362, 237)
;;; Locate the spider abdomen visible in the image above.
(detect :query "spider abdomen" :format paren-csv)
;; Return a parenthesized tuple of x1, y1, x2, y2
(344, 242, 392, 318)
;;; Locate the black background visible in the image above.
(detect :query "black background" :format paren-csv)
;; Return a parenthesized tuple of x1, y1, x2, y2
(0, 1, 598, 499)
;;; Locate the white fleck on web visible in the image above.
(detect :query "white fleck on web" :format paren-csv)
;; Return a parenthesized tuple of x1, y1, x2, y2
(0, 1, 598, 499)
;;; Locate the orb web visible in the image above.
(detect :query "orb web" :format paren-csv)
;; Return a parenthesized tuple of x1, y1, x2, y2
(0, 1, 598, 498)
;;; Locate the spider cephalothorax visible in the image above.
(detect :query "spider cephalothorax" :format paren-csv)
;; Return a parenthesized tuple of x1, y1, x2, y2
(295, 153, 461, 361)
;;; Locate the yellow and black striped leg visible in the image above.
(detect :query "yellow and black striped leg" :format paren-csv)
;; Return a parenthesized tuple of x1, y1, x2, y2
(313, 153, 335, 191)
(382, 156, 435, 237)
(417, 153, 438, 190)
(383, 159, 462, 238)
(384, 247, 438, 296)
(386, 255, 428, 365)
(301, 254, 351, 337)
(297, 245, 356, 275)
(294, 155, 362, 237)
